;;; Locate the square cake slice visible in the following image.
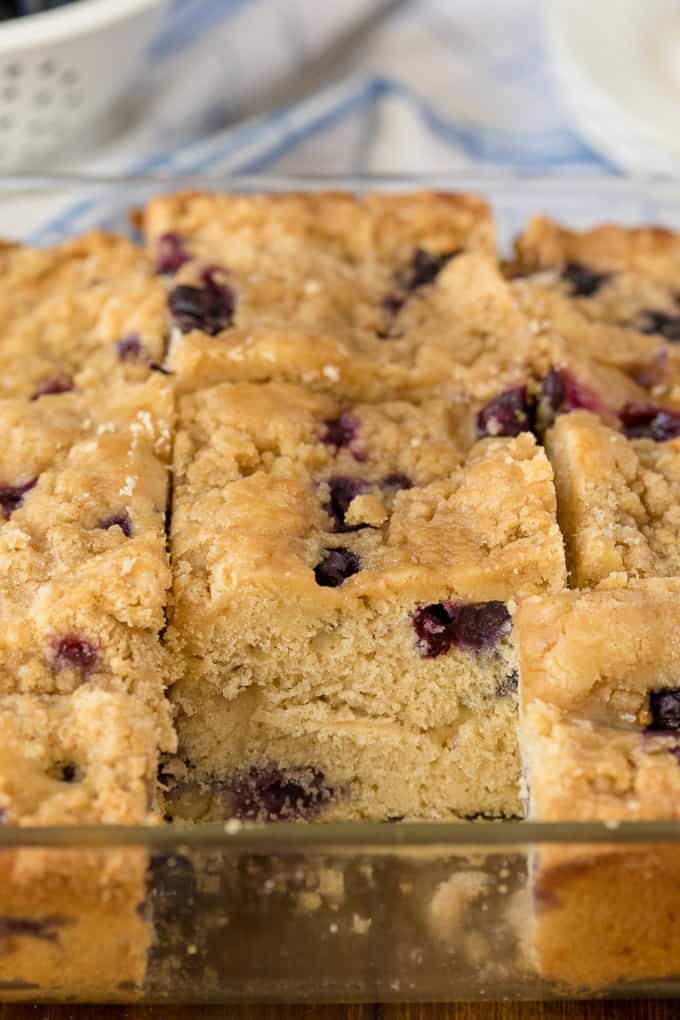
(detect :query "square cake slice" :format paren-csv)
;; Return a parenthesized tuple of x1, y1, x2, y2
(141, 192, 532, 401)
(0, 688, 161, 998)
(510, 217, 680, 397)
(165, 380, 566, 822)
(511, 216, 680, 338)
(0, 375, 175, 736)
(516, 581, 680, 987)
(142, 190, 494, 340)
(0, 232, 168, 398)
(546, 409, 680, 587)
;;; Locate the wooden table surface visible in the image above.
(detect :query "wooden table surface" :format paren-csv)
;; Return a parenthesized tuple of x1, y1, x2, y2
(0, 1003, 678, 1019)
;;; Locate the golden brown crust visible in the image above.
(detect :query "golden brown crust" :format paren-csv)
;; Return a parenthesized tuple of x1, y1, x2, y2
(512, 215, 680, 277)
(517, 580, 680, 711)
(510, 217, 680, 403)
(0, 231, 168, 399)
(143, 189, 495, 262)
(143, 192, 510, 400)
(518, 582, 680, 986)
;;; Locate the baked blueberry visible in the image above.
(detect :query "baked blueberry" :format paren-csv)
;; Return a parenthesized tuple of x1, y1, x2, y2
(314, 547, 361, 588)
(648, 688, 680, 731)
(31, 375, 74, 400)
(228, 765, 333, 821)
(322, 413, 357, 449)
(156, 232, 191, 274)
(561, 261, 611, 297)
(412, 603, 454, 658)
(383, 291, 406, 316)
(0, 478, 37, 519)
(98, 511, 133, 538)
(324, 475, 367, 532)
(476, 386, 532, 438)
(51, 635, 97, 672)
(0, 915, 69, 943)
(537, 367, 601, 430)
(116, 334, 148, 362)
(47, 763, 82, 783)
(637, 310, 680, 343)
(402, 247, 460, 290)
(169, 267, 235, 335)
(382, 473, 413, 491)
(413, 601, 511, 658)
(620, 403, 680, 442)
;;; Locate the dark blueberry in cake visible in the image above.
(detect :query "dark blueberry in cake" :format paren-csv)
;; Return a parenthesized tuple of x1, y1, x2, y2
(648, 688, 680, 731)
(322, 412, 357, 449)
(382, 473, 413, 491)
(412, 603, 455, 658)
(413, 601, 511, 658)
(561, 261, 611, 298)
(0, 915, 69, 943)
(169, 267, 235, 336)
(324, 475, 367, 532)
(0, 477, 37, 520)
(31, 375, 74, 400)
(156, 232, 191, 275)
(116, 334, 148, 362)
(98, 510, 133, 538)
(48, 762, 82, 783)
(228, 765, 333, 821)
(637, 310, 680, 343)
(51, 634, 97, 672)
(540, 366, 565, 414)
(537, 367, 601, 431)
(401, 248, 460, 290)
(545, 367, 597, 413)
(383, 291, 406, 316)
(620, 403, 680, 442)
(496, 670, 519, 697)
(447, 601, 512, 652)
(476, 386, 532, 438)
(314, 547, 361, 588)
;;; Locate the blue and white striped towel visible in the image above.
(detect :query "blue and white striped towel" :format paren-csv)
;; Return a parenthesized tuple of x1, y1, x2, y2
(73, 0, 608, 179)
(9, 0, 615, 241)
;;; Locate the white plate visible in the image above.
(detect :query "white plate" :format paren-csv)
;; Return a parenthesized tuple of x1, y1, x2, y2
(547, 0, 680, 174)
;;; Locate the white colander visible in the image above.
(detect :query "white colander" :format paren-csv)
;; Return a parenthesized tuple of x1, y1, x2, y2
(0, 0, 166, 170)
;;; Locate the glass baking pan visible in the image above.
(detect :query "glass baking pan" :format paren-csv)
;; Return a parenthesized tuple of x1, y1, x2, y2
(2, 172, 680, 1004)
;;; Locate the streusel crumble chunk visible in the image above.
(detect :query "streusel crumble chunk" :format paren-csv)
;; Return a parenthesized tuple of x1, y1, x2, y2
(510, 218, 680, 402)
(142, 192, 537, 400)
(0, 232, 168, 399)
